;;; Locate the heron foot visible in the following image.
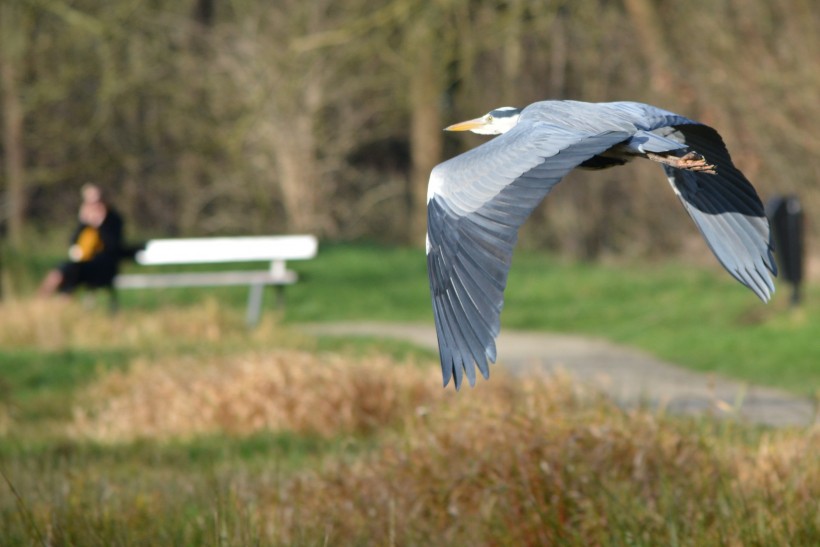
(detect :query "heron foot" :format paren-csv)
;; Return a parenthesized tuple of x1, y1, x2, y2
(646, 151, 717, 174)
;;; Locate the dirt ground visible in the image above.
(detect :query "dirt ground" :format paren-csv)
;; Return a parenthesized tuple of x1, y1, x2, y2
(303, 322, 817, 428)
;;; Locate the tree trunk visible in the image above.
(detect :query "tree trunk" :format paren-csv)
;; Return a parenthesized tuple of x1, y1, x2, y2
(502, 0, 526, 102)
(0, 3, 26, 248)
(177, 152, 202, 235)
(273, 121, 320, 234)
(270, 66, 323, 235)
(623, 0, 679, 97)
(549, 14, 568, 97)
(193, 0, 215, 27)
(408, 25, 443, 246)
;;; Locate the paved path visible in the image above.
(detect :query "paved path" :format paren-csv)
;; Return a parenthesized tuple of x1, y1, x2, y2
(301, 322, 817, 428)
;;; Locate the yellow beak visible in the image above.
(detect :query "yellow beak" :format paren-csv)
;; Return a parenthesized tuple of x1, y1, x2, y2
(444, 117, 486, 131)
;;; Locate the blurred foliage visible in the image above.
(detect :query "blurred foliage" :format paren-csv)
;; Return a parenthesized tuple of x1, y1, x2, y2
(1, 0, 819, 256)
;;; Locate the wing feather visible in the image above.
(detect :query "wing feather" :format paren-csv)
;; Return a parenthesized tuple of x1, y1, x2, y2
(427, 100, 776, 390)
(663, 124, 776, 301)
(427, 120, 631, 388)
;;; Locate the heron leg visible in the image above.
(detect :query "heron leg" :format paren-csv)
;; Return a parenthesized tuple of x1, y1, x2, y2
(645, 150, 716, 174)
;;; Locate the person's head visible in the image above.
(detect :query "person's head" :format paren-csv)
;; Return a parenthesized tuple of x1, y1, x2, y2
(81, 183, 103, 204)
(79, 199, 107, 227)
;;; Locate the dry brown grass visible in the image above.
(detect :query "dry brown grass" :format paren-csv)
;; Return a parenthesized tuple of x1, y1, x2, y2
(0, 296, 298, 351)
(70, 349, 443, 441)
(11, 333, 820, 544)
(253, 373, 820, 545)
(6, 296, 818, 543)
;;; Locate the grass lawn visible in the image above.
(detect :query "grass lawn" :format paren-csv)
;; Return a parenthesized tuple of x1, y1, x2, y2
(0, 300, 818, 545)
(279, 243, 820, 395)
(11, 242, 819, 394)
(26, 241, 817, 394)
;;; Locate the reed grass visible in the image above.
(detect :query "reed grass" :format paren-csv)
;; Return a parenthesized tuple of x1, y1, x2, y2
(1, 288, 818, 544)
(5, 362, 815, 545)
(257, 371, 820, 544)
(70, 349, 440, 442)
(0, 296, 281, 351)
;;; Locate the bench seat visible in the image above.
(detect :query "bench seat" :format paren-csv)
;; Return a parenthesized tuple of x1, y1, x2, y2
(113, 234, 317, 325)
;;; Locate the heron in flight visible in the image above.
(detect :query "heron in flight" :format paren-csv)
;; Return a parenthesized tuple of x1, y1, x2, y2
(426, 100, 776, 390)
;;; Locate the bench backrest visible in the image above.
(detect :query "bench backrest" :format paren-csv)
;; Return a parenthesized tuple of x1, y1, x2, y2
(135, 235, 318, 268)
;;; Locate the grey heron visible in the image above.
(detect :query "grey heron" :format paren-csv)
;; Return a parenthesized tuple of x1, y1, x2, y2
(426, 100, 777, 389)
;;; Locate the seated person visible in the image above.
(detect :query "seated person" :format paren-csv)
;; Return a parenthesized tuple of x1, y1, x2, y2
(38, 184, 124, 296)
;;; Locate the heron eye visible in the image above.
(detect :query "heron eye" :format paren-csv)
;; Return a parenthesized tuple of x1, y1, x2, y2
(486, 115, 494, 122)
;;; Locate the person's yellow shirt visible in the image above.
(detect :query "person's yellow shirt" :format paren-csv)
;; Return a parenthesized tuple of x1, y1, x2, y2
(72, 226, 104, 262)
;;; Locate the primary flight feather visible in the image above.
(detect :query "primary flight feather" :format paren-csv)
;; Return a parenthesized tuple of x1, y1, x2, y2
(426, 100, 776, 390)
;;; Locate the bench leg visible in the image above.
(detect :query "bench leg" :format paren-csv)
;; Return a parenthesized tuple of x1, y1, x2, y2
(246, 283, 265, 327)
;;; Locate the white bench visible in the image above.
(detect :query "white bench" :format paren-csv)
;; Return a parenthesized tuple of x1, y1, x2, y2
(114, 235, 318, 325)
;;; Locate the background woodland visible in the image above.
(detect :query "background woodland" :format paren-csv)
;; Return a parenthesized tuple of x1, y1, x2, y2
(1, 0, 818, 259)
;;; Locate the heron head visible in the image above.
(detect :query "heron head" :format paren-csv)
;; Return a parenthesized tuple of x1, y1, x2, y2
(445, 107, 521, 135)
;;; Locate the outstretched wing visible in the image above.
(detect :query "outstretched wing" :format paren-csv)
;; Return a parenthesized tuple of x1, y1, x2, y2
(662, 124, 777, 301)
(426, 120, 630, 389)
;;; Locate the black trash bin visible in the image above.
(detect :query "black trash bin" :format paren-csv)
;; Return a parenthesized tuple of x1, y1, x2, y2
(766, 195, 804, 305)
